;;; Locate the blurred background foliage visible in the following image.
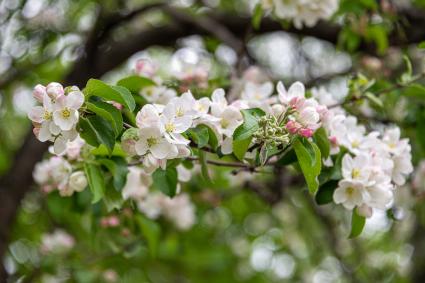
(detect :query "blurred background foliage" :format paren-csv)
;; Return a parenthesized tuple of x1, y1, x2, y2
(2, 0, 425, 282)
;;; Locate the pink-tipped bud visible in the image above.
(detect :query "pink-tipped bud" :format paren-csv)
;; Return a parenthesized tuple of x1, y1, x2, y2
(299, 128, 314, 138)
(33, 84, 46, 103)
(286, 120, 301, 135)
(135, 59, 156, 78)
(108, 216, 120, 227)
(46, 82, 64, 100)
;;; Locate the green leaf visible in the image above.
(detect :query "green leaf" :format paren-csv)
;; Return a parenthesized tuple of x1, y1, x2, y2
(364, 92, 383, 108)
(419, 41, 425, 49)
(117, 75, 156, 93)
(84, 163, 105, 204)
(206, 125, 219, 150)
(85, 79, 136, 111)
(313, 128, 330, 159)
(315, 180, 338, 205)
(233, 136, 252, 161)
(198, 150, 211, 182)
(78, 116, 115, 153)
(402, 83, 425, 99)
(86, 100, 123, 136)
(91, 144, 126, 157)
(98, 157, 129, 191)
(233, 108, 265, 141)
(187, 125, 210, 148)
(293, 138, 322, 194)
(152, 167, 178, 197)
(136, 215, 161, 257)
(349, 208, 366, 238)
(252, 3, 263, 30)
(103, 184, 124, 211)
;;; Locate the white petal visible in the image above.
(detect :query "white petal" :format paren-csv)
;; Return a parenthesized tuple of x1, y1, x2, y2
(53, 137, 67, 154)
(151, 139, 173, 159)
(28, 106, 45, 123)
(333, 187, 347, 204)
(135, 140, 149, 156)
(288, 81, 305, 98)
(221, 136, 233, 154)
(66, 91, 84, 109)
(39, 123, 53, 142)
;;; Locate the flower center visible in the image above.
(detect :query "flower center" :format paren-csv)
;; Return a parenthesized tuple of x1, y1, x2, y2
(61, 108, 71, 119)
(352, 169, 361, 179)
(346, 187, 355, 196)
(147, 137, 158, 147)
(43, 111, 52, 120)
(176, 108, 184, 117)
(165, 123, 175, 133)
(351, 140, 360, 148)
(221, 119, 229, 129)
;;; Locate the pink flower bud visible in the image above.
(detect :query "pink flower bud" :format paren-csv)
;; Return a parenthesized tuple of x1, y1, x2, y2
(46, 82, 64, 100)
(299, 128, 314, 138)
(135, 59, 156, 78)
(33, 84, 46, 103)
(108, 216, 120, 227)
(286, 120, 301, 134)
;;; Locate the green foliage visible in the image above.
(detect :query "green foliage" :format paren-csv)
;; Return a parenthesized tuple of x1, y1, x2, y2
(349, 208, 366, 238)
(78, 116, 116, 153)
(313, 128, 330, 159)
(315, 180, 339, 205)
(232, 108, 265, 160)
(252, 3, 263, 30)
(85, 79, 136, 111)
(233, 108, 265, 141)
(136, 215, 161, 257)
(293, 138, 322, 194)
(97, 157, 129, 191)
(86, 100, 123, 136)
(84, 163, 106, 204)
(117, 76, 156, 94)
(152, 167, 178, 197)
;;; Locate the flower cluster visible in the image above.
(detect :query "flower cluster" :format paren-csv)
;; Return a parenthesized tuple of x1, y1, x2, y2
(122, 166, 196, 230)
(124, 89, 245, 171)
(33, 156, 87, 197)
(28, 82, 84, 154)
(312, 88, 414, 217)
(261, 0, 340, 29)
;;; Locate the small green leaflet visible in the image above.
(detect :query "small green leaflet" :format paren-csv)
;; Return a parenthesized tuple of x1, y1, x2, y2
(78, 116, 115, 153)
(84, 163, 105, 204)
(117, 75, 156, 94)
(313, 128, 330, 159)
(97, 157, 129, 191)
(349, 208, 366, 238)
(86, 100, 123, 137)
(85, 79, 136, 111)
(293, 138, 322, 194)
(152, 167, 178, 198)
(233, 108, 265, 141)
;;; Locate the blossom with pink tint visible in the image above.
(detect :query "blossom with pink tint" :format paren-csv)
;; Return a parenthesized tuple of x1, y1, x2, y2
(40, 229, 75, 254)
(135, 58, 158, 78)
